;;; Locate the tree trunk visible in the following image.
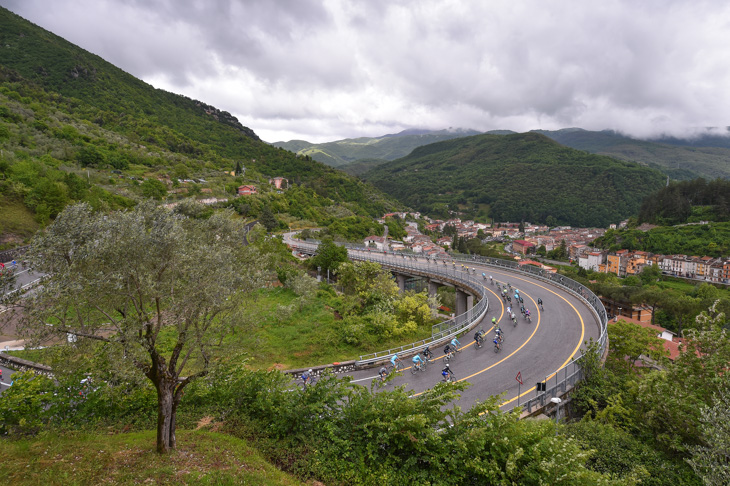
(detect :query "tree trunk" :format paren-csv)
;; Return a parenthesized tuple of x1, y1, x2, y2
(156, 379, 177, 453)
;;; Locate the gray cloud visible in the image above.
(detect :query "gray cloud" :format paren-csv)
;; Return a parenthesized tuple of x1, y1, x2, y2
(2, 0, 729, 142)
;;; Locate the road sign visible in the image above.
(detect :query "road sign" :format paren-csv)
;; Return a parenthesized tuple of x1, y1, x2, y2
(536, 382, 546, 392)
(515, 371, 523, 385)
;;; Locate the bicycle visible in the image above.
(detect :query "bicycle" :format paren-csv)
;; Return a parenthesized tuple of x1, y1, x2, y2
(493, 340, 502, 353)
(474, 333, 484, 349)
(301, 374, 318, 390)
(390, 359, 404, 372)
(539, 303, 544, 312)
(442, 371, 455, 383)
(410, 361, 427, 375)
(372, 370, 389, 386)
(526, 314, 532, 323)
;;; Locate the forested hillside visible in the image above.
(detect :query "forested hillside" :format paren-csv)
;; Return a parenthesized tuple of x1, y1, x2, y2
(535, 128, 730, 180)
(273, 128, 482, 167)
(638, 178, 730, 225)
(361, 132, 665, 227)
(0, 7, 401, 246)
(591, 223, 730, 257)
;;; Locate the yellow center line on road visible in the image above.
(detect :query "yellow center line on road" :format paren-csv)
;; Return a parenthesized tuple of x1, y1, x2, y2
(489, 271, 586, 408)
(410, 269, 586, 402)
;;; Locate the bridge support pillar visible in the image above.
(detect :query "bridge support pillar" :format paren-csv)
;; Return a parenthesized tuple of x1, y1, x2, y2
(455, 289, 468, 316)
(428, 279, 441, 298)
(395, 274, 407, 292)
(466, 294, 474, 310)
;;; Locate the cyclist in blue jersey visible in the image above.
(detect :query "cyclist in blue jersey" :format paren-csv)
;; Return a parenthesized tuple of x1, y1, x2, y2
(451, 337, 461, 352)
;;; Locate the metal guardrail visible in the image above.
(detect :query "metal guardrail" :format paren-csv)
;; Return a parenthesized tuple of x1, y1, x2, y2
(288, 240, 490, 365)
(448, 254, 608, 413)
(288, 236, 607, 413)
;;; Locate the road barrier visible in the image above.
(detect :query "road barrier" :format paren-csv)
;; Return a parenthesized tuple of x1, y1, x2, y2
(287, 236, 607, 413)
(450, 254, 608, 414)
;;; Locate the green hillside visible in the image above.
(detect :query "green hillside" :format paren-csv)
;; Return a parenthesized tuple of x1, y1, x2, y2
(535, 128, 730, 181)
(273, 128, 482, 167)
(0, 7, 401, 243)
(361, 132, 666, 227)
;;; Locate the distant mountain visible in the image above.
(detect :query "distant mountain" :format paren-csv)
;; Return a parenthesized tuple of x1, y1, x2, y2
(361, 132, 666, 228)
(533, 128, 730, 180)
(273, 128, 483, 167)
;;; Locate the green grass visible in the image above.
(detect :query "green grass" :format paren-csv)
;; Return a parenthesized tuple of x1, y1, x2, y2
(0, 429, 304, 485)
(233, 287, 433, 370)
(9, 286, 437, 371)
(0, 196, 39, 248)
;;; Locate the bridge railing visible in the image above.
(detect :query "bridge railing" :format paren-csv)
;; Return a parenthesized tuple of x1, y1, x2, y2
(450, 254, 608, 413)
(288, 239, 490, 366)
(289, 236, 607, 412)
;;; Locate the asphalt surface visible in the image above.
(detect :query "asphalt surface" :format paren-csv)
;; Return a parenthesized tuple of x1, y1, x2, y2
(326, 251, 601, 412)
(2, 261, 44, 296)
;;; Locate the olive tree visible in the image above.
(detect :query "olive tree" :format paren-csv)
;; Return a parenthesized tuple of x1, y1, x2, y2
(20, 202, 265, 453)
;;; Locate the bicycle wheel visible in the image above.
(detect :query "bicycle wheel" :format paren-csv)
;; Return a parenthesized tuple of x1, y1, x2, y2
(411, 366, 418, 375)
(494, 344, 499, 353)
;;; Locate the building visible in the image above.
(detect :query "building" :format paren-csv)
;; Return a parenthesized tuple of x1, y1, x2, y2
(579, 251, 604, 271)
(512, 240, 535, 254)
(364, 235, 387, 250)
(237, 185, 257, 196)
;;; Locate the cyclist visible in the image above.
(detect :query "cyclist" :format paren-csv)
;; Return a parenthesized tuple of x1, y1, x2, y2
(507, 283, 512, 290)
(482, 272, 487, 280)
(491, 317, 497, 326)
(489, 275, 493, 284)
(538, 298, 544, 310)
(506, 305, 512, 316)
(412, 353, 425, 371)
(474, 330, 484, 347)
(514, 293, 519, 302)
(441, 363, 455, 382)
(519, 296, 524, 304)
(507, 296, 511, 303)
(378, 366, 388, 382)
(493, 337, 502, 351)
(525, 308, 531, 319)
(390, 353, 402, 370)
(511, 311, 517, 321)
(443, 343, 452, 360)
(422, 346, 433, 362)
(301, 369, 313, 388)
(495, 327, 504, 343)
(451, 337, 461, 352)
(520, 305, 525, 316)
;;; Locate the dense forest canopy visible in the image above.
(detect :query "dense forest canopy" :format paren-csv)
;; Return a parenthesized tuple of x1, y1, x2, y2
(638, 178, 730, 225)
(362, 132, 666, 227)
(590, 223, 730, 257)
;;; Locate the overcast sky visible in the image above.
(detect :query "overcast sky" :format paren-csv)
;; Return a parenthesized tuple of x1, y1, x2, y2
(3, 0, 730, 143)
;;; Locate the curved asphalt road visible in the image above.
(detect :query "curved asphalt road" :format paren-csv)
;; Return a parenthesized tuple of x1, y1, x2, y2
(316, 249, 601, 412)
